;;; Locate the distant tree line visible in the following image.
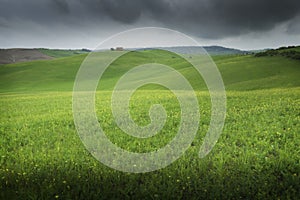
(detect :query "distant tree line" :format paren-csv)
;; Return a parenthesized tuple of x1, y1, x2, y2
(81, 48, 91, 52)
(255, 46, 300, 60)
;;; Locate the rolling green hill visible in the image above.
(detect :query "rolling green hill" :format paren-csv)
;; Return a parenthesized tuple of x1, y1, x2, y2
(38, 48, 90, 58)
(0, 49, 299, 93)
(0, 49, 299, 199)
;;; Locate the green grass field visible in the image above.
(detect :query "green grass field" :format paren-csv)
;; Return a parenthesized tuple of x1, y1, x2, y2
(38, 49, 90, 58)
(0, 50, 299, 199)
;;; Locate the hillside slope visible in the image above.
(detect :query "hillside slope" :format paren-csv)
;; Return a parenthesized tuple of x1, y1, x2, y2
(135, 46, 249, 55)
(255, 46, 300, 60)
(0, 50, 299, 93)
(38, 48, 90, 58)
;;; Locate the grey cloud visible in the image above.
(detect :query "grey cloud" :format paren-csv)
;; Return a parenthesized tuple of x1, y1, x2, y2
(51, 0, 70, 14)
(286, 14, 300, 34)
(100, 0, 142, 23)
(0, 0, 300, 39)
(143, 0, 300, 38)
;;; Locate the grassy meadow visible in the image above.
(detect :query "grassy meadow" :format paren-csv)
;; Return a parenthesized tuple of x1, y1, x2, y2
(0, 49, 299, 199)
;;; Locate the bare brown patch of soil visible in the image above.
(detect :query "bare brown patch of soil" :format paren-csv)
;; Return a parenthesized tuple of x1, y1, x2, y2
(0, 49, 53, 64)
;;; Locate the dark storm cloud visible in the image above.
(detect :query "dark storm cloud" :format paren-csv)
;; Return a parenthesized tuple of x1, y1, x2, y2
(51, 0, 70, 14)
(79, 0, 170, 24)
(0, 0, 300, 39)
(100, 0, 142, 23)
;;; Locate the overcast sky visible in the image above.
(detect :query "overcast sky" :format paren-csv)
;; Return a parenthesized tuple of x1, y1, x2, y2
(0, 0, 300, 50)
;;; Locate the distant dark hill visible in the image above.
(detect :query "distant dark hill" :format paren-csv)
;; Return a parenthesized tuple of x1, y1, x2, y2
(133, 46, 250, 55)
(203, 46, 250, 55)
